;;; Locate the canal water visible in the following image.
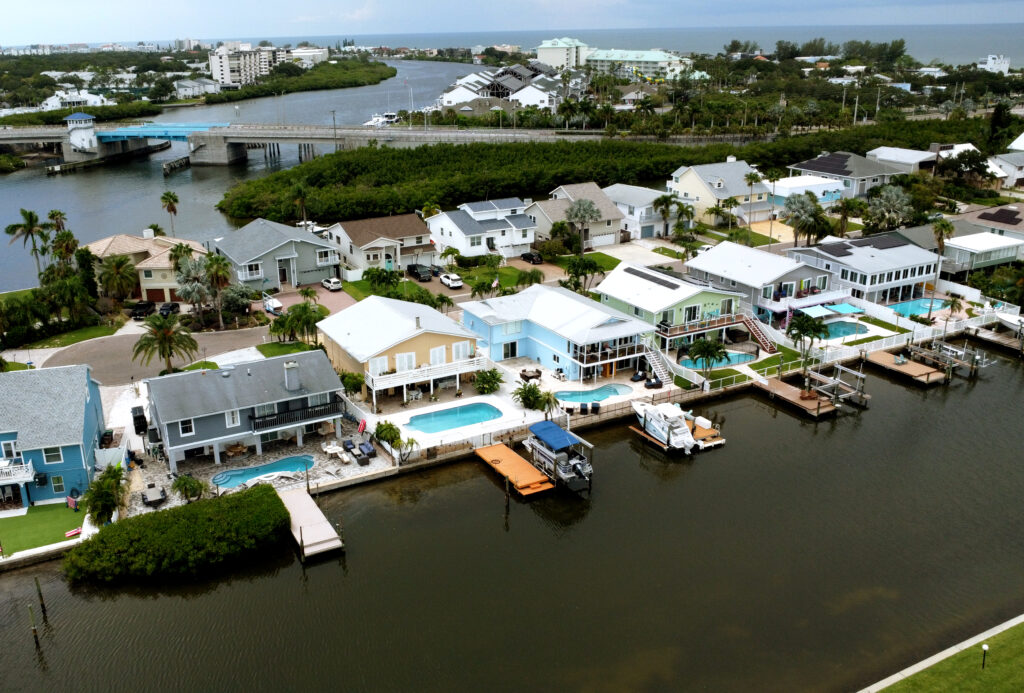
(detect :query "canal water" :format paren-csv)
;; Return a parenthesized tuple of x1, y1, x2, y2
(1, 353, 1022, 691)
(0, 60, 482, 293)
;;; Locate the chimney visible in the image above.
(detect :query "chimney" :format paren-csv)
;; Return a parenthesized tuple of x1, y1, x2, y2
(415, 316, 421, 329)
(726, 155, 736, 163)
(284, 360, 300, 391)
(142, 227, 155, 239)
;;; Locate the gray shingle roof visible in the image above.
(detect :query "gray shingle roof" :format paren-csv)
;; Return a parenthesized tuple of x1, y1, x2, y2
(0, 365, 92, 449)
(214, 218, 334, 265)
(994, 152, 1024, 166)
(146, 352, 341, 424)
(790, 151, 902, 179)
(896, 220, 988, 250)
(670, 160, 770, 200)
(441, 210, 535, 237)
(461, 198, 525, 214)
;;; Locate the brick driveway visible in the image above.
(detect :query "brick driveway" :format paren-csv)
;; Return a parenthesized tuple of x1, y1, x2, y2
(252, 284, 356, 315)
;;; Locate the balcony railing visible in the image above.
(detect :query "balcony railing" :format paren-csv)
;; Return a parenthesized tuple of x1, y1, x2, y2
(756, 287, 850, 313)
(366, 356, 491, 391)
(249, 395, 345, 432)
(571, 342, 644, 364)
(656, 313, 744, 338)
(316, 254, 340, 267)
(237, 269, 264, 281)
(0, 459, 35, 484)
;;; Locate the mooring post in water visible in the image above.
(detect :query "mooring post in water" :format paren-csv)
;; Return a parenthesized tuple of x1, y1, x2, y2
(299, 526, 305, 563)
(34, 577, 46, 618)
(335, 521, 344, 547)
(28, 605, 38, 647)
(504, 476, 510, 510)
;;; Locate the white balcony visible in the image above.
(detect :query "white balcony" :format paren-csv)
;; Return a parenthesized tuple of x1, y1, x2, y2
(316, 253, 340, 267)
(757, 287, 851, 313)
(0, 459, 35, 484)
(366, 356, 492, 391)
(237, 269, 264, 281)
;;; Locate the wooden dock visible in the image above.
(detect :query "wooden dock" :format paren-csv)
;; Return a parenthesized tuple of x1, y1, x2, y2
(475, 443, 554, 496)
(973, 327, 1023, 353)
(864, 351, 946, 386)
(275, 488, 344, 559)
(753, 377, 837, 418)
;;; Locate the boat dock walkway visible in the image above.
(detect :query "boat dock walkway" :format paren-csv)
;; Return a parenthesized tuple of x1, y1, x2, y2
(275, 488, 344, 559)
(753, 377, 837, 418)
(864, 351, 946, 386)
(475, 443, 554, 496)
(973, 326, 1023, 353)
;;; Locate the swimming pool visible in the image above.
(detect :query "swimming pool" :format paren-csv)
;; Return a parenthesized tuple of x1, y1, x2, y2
(679, 352, 755, 370)
(406, 402, 503, 434)
(825, 320, 868, 339)
(211, 454, 315, 489)
(889, 298, 942, 317)
(554, 384, 632, 403)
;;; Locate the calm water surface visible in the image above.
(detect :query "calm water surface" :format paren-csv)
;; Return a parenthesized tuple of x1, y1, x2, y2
(1, 352, 1022, 692)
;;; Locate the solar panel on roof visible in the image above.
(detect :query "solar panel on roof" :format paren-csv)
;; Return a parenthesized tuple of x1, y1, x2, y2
(865, 235, 908, 249)
(819, 244, 852, 257)
(624, 266, 679, 289)
(978, 208, 1022, 225)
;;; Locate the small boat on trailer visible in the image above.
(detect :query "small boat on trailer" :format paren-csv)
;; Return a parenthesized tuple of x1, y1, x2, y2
(630, 401, 724, 454)
(521, 420, 594, 494)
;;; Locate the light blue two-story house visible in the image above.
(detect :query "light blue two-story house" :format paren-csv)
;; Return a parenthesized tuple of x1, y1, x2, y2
(459, 284, 653, 382)
(0, 365, 105, 509)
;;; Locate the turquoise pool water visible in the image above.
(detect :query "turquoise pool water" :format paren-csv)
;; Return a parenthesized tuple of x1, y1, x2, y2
(554, 384, 632, 403)
(211, 454, 315, 489)
(679, 352, 755, 370)
(825, 320, 868, 339)
(406, 402, 503, 434)
(889, 298, 942, 317)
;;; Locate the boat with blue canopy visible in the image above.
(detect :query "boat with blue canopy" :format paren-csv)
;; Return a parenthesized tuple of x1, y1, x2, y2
(521, 420, 594, 494)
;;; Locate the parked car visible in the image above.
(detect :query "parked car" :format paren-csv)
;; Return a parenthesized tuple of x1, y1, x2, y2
(130, 301, 156, 320)
(158, 302, 180, 317)
(321, 277, 343, 291)
(406, 264, 432, 282)
(439, 273, 463, 289)
(696, 244, 714, 255)
(521, 250, 543, 264)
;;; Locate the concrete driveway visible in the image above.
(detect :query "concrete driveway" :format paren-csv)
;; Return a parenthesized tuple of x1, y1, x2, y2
(599, 241, 673, 267)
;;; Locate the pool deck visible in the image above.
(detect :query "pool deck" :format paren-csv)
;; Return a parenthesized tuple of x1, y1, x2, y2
(276, 488, 344, 558)
(475, 443, 554, 496)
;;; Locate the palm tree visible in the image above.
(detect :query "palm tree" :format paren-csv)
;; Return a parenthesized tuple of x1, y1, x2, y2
(51, 230, 78, 268)
(515, 268, 544, 287)
(6, 208, 53, 277)
(786, 313, 829, 386)
(363, 267, 401, 294)
(720, 196, 739, 231)
(927, 218, 956, 321)
(205, 253, 232, 330)
(867, 186, 913, 231)
(706, 202, 726, 227)
(47, 209, 67, 232)
(79, 465, 128, 526)
(537, 390, 560, 420)
(284, 300, 328, 345)
(292, 184, 309, 227)
(146, 223, 165, 237)
(98, 254, 137, 302)
(176, 256, 209, 324)
(160, 190, 179, 237)
(434, 293, 454, 314)
(132, 313, 198, 373)
(688, 338, 728, 382)
(169, 242, 194, 272)
(171, 475, 207, 503)
(764, 169, 781, 242)
(440, 246, 461, 270)
(652, 193, 678, 237)
(942, 295, 964, 338)
(565, 198, 601, 256)
(421, 201, 442, 219)
(743, 171, 761, 235)
(784, 192, 829, 247)
(557, 98, 578, 129)
(833, 198, 867, 238)
(675, 201, 696, 231)
(299, 286, 317, 303)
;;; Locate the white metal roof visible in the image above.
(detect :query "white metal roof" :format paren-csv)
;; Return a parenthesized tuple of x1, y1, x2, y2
(866, 146, 937, 165)
(595, 262, 736, 313)
(317, 296, 475, 363)
(684, 241, 804, 287)
(602, 183, 666, 209)
(946, 232, 1024, 252)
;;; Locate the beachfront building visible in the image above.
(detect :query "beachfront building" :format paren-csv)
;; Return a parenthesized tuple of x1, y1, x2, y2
(459, 284, 653, 381)
(525, 183, 625, 249)
(787, 233, 939, 304)
(146, 353, 344, 472)
(0, 365, 105, 508)
(173, 78, 222, 99)
(787, 151, 901, 199)
(425, 198, 536, 258)
(667, 159, 772, 226)
(584, 49, 692, 79)
(536, 38, 593, 70)
(85, 232, 207, 303)
(684, 241, 846, 323)
(211, 218, 340, 291)
(602, 184, 677, 239)
(977, 55, 1010, 75)
(324, 214, 436, 279)
(317, 296, 484, 408)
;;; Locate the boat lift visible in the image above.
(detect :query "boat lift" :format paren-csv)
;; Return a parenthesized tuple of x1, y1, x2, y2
(807, 363, 871, 409)
(907, 339, 993, 378)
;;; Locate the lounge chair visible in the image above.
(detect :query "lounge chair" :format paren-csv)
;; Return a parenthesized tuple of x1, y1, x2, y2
(630, 370, 647, 382)
(342, 439, 356, 451)
(591, 402, 601, 414)
(580, 403, 589, 415)
(355, 452, 369, 466)
(645, 378, 663, 389)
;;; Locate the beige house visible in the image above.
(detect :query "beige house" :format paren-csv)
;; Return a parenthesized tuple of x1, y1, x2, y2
(317, 296, 487, 408)
(667, 159, 772, 226)
(85, 232, 206, 302)
(524, 182, 625, 249)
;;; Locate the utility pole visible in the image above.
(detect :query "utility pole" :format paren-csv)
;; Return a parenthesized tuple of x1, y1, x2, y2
(841, 86, 847, 112)
(876, 88, 881, 118)
(853, 94, 859, 124)
(330, 109, 337, 152)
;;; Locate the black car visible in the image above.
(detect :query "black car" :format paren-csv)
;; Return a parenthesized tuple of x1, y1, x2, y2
(159, 302, 180, 317)
(406, 264, 432, 282)
(130, 301, 157, 320)
(521, 250, 543, 264)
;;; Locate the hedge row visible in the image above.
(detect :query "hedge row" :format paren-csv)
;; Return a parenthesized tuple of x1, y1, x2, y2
(204, 59, 395, 104)
(63, 485, 290, 583)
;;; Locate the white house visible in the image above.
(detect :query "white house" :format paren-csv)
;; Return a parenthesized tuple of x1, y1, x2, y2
(173, 78, 221, 99)
(427, 198, 536, 258)
(866, 146, 937, 174)
(40, 90, 112, 111)
(991, 152, 1024, 188)
(536, 37, 593, 70)
(323, 214, 436, 278)
(770, 176, 844, 209)
(977, 55, 1010, 75)
(602, 184, 676, 239)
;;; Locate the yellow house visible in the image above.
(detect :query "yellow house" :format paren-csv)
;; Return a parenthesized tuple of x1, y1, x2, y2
(317, 296, 487, 408)
(667, 158, 772, 227)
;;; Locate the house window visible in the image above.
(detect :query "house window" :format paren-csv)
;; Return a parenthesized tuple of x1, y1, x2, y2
(781, 282, 795, 296)
(902, 269, 909, 279)
(841, 269, 849, 280)
(416, 236, 423, 244)
(843, 180, 852, 188)
(743, 195, 750, 202)
(633, 305, 643, 317)
(143, 270, 153, 278)
(762, 286, 773, 299)
(606, 220, 611, 226)
(430, 345, 446, 366)
(886, 272, 894, 282)
(1, 440, 16, 459)
(260, 431, 279, 444)
(225, 410, 240, 427)
(869, 275, 877, 286)
(244, 262, 262, 279)
(800, 278, 811, 290)
(349, 244, 353, 254)
(627, 205, 635, 215)
(452, 341, 471, 360)
(682, 191, 689, 198)
(502, 341, 518, 359)
(368, 253, 380, 262)
(503, 320, 522, 335)
(522, 230, 528, 239)
(179, 420, 194, 437)
(684, 305, 700, 322)
(552, 354, 559, 363)
(51, 475, 65, 495)
(816, 275, 828, 290)
(395, 352, 415, 372)
(910, 266, 917, 277)
(316, 249, 334, 265)
(470, 237, 482, 247)
(308, 392, 330, 407)
(43, 447, 63, 464)
(369, 355, 388, 376)
(255, 403, 276, 418)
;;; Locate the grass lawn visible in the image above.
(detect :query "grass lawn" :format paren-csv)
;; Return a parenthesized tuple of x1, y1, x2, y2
(860, 316, 911, 334)
(845, 335, 883, 346)
(653, 246, 689, 260)
(0, 288, 33, 305)
(24, 321, 124, 349)
(2, 362, 35, 371)
(0, 504, 83, 555)
(553, 252, 621, 273)
(846, 221, 865, 232)
(457, 265, 522, 289)
(887, 622, 1024, 692)
(707, 367, 750, 387)
(703, 230, 728, 241)
(256, 342, 316, 358)
(342, 280, 372, 301)
(184, 360, 219, 371)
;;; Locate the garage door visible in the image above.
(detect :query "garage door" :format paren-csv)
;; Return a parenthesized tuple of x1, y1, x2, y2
(640, 225, 655, 238)
(146, 289, 165, 302)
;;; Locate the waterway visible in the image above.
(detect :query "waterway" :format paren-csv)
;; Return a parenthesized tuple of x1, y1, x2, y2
(1, 351, 1022, 691)
(0, 60, 481, 293)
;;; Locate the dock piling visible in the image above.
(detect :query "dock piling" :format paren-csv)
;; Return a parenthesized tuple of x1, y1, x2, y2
(28, 605, 39, 647)
(34, 577, 46, 618)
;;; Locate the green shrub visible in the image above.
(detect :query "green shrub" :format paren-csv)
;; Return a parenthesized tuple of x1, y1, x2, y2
(373, 420, 401, 446)
(474, 368, 504, 395)
(63, 485, 289, 583)
(339, 371, 365, 394)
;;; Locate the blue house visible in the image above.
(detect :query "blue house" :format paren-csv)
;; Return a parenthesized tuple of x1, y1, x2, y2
(459, 285, 653, 381)
(0, 365, 105, 509)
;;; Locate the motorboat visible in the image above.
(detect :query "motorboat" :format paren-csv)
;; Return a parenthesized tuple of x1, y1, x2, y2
(630, 401, 724, 454)
(362, 112, 400, 127)
(521, 420, 593, 493)
(996, 312, 1024, 333)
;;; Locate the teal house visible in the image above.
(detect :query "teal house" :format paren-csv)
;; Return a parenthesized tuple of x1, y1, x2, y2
(0, 365, 105, 509)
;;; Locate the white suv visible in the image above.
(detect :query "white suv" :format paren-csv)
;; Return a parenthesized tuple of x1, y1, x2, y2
(321, 277, 342, 291)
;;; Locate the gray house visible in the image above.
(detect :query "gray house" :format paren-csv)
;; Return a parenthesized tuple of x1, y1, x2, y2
(788, 151, 902, 199)
(211, 218, 340, 291)
(146, 352, 344, 472)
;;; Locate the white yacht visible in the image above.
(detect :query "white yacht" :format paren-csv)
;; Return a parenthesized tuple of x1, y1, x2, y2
(631, 401, 724, 454)
(522, 420, 593, 494)
(362, 112, 400, 127)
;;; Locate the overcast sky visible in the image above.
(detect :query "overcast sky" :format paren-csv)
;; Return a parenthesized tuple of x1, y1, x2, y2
(3, 0, 1019, 46)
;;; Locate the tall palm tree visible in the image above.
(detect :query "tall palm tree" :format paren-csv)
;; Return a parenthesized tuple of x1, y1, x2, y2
(169, 242, 194, 272)
(784, 192, 829, 247)
(299, 286, 317, 303)
(833, 197, 867, 238)
(652, 193, 678, 237)
(927, 218, 956, 321)
(98, 254, 137, 302)
(160, 190, 179, 237)
(284, 301, 328, 345)
(764, 169, 781, 242)
(786, 313, 829, 386)
(743, 171, 761, 232)
(205, 253, 232, 330)
(675, 201, 696, 231)
(47, 209, 67, 232)
(688, 338, 728, 382)
(292, 184, 308, 227)
(565, 198, 601, 257)
(720, 196, 739, 231)
(51, 230, 78, 268)
(537, 390, 560, 420)
(6, 208, 53, 278)
(942, 295, 964, 338)
(132, 313, 198, 374)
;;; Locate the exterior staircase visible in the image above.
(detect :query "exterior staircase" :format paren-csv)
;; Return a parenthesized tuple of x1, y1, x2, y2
(741, 315, 778, 354)
(644, 343, 672, 383)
